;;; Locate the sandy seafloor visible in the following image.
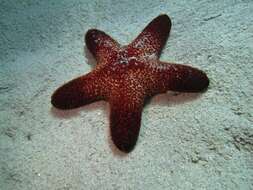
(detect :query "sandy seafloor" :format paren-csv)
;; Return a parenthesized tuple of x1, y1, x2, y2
(0, 0, 253, 189)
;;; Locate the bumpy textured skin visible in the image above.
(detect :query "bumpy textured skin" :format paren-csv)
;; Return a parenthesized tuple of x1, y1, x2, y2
(51, 14, 209, 153)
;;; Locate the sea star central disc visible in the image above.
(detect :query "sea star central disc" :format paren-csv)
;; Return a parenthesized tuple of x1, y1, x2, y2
(51, 14, 209, 153)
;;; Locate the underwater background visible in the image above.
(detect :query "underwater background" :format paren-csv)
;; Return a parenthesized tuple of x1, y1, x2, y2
(0, 0, 252, 189)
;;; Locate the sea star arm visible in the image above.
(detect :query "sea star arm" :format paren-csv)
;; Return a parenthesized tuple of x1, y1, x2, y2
(146, 61, 209, 94)
(109, 92, 144, 152)
(85, 29, 120, 63)
(51, 72, 105, 109)
(128, 14, 171, 58)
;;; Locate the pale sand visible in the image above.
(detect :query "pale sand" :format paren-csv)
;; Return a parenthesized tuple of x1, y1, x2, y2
(0, 0, 252, 189)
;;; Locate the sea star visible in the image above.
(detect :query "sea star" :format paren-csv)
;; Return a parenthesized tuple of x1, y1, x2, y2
(51, 14, 209, 153)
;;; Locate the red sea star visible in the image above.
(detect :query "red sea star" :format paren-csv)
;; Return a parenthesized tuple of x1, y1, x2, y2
(51, 14, 209, 153)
